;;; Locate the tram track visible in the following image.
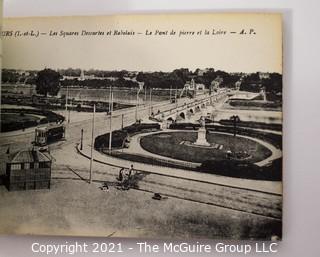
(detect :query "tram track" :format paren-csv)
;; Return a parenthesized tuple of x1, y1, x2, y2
(52, 164, 282, 221)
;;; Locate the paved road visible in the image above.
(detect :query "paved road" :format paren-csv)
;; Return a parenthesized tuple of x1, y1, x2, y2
(52, 161, 282, 220)
(0, 96, 191, 153)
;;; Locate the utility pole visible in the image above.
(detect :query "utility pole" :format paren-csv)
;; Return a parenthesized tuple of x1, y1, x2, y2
(89, 104, 95, 184)
(230, 115, 240, 137)
(108, 92, 113, 153)
(144, 87, 147, 103)
(65, 86, 68, 122)
(149, 88, 152, 116)
(68, 99, 71, 123)
(80, 128, 83, 150)
(230, 115, 240, 154)
(135, 88, 139, 122)
(175, 87, 178, 109)
(121, 113, 124, 129)
(108, 85, 112, 114)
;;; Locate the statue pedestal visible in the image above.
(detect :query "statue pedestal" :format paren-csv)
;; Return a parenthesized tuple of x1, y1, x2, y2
(195, 127, 210, 146)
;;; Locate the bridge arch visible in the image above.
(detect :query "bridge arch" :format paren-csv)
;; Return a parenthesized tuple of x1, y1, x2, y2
(178, 112, 185, 119)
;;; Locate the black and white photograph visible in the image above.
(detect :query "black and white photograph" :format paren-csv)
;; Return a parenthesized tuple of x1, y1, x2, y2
(0, 13, 283, 240)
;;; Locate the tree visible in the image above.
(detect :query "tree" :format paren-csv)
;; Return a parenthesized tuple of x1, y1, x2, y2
(35, 68, 61, 96)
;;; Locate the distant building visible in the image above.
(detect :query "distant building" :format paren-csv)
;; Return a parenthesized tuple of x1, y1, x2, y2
(258, 72, 270, 80)
(211, 76, 223, 92)
(197, 68, 209, 76)
(5, 149, 52, 191)
(185, 79, 205, 91)
(16, 70, 30, 76)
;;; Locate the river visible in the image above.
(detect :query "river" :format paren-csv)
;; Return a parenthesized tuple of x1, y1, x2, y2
(1, 84, 181, 104)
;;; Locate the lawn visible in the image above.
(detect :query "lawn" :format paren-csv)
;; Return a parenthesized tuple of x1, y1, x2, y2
(140, 131, 272, 163)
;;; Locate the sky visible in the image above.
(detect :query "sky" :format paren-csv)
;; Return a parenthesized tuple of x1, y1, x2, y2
(2, 13, 282, 73)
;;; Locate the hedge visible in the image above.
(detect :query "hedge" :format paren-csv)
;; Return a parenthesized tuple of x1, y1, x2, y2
(94, 130, 128, 150)
(228, 100, 282, 109)
(199, 158, 282, 181)
(169, 123, 200, 130)
(1, 108, 65, 132)
(219, 119, 282, 131)
(123, 123, 160, 134)
(169, 123, 282, 149)
(94, 123, 161, 150)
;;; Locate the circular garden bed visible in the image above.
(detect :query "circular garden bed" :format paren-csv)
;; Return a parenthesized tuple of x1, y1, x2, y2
(140, 131, 272, 164)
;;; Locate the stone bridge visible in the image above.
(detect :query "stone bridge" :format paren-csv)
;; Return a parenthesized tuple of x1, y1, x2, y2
(153, 90, 227, 122)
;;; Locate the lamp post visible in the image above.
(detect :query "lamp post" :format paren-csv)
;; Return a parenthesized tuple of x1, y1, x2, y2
(108, 92, 113, 153)
(135, 88, 139, 122)
(89, 104, 96, 184)
(149, 88, 152, 116)
(175, 87, 178, 109)
(68, 99, 71, 123)
(121, 113, 124, 130)
(230, 115, 240, 155)
(230, 115, 240, 137)
(65, 86, 68, 123)
(80, 128, 83, 150)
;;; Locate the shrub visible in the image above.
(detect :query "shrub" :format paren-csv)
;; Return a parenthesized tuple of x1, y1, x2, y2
(94, 130, 128, 149)
(1, 108, 65, 132)
(123, 123, 160, 134)
(94, 123, 161, 150)
(199, 158, 282, 181)
(169, 123, 282, 149)
(169, 123, 200, 130)
(219, 119, 282, 131)
(228, 100, 282, 109)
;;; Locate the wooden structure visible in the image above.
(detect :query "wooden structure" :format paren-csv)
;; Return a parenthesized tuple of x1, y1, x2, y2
(5, 149, 52, 191)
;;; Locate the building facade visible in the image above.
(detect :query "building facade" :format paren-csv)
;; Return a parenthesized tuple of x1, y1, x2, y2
(5, 149, 52, 191)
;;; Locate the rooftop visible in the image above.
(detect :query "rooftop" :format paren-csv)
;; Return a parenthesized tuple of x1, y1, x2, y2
(9, 149, 51, 163)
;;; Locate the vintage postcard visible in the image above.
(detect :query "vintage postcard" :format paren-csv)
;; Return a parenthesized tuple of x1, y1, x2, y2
(0, 13, 282, 240)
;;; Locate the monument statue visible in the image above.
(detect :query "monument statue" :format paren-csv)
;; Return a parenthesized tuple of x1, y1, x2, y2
(195, 116, 210, 146)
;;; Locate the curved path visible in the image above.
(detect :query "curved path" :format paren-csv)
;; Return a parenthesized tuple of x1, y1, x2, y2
(77, 138, 282, 195)
(126, 130, 282, 167)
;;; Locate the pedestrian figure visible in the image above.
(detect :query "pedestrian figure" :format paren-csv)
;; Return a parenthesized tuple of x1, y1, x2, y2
(128, 164, 134, 179)
(117, 168, 124, 181)
(103, 182, 109, 189)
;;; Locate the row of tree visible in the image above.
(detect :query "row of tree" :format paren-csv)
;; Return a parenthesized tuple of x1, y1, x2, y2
(57, 68, 134, 78)
(2, 69, 37, 84)
(3, 68, 282, 97)
(60, 77, 138, 88)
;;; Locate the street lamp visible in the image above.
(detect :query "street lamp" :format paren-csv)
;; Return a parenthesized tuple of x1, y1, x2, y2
(65, 85, 69, 123)
(230, 115, 240, 137)
(109, 92, 113, 152)
(149, 87, 153, 116)
(135, 82, 144, 122)
(89, 104, 96, 184)
(135, 88, 139, 122)
(230, 115, 240, 155)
